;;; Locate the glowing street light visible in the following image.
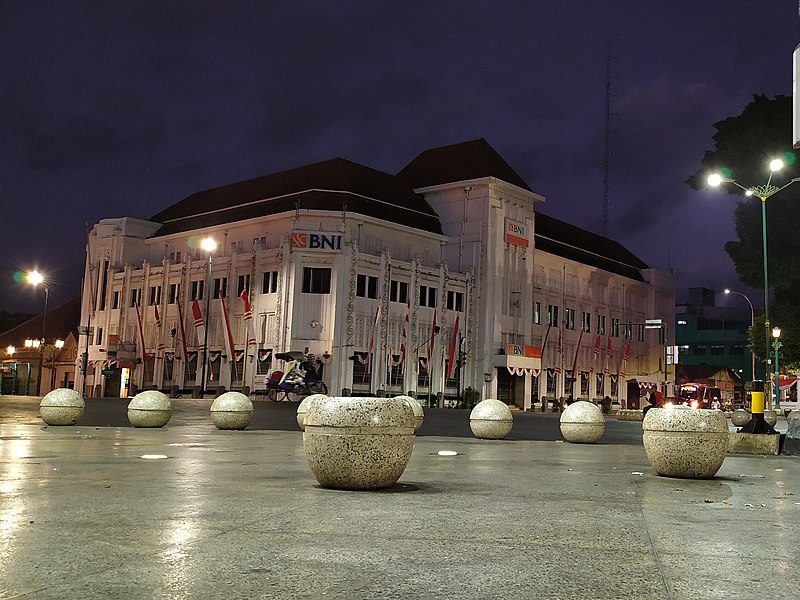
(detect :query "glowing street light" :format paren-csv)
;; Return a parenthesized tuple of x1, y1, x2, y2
(25, 270, 49, 396)
(708, 160, 800, 415)
(724, 288, 755, 382)
(772, 327, 782, 411)
(199, 237, 216, 397)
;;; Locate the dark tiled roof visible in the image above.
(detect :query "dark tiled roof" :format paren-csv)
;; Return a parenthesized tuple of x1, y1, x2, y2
(397, 138, 532, 192)
(150, 158, 443, 236)
(675, 363, 743, 383)
(0, 296, 82, 347)
(534, 212, 649, 282)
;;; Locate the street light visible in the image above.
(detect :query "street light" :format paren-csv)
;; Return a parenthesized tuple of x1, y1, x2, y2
(724, 288, 755, 382)
(26, 270, 49, 396)
(772, 326, 782, 411)
(708, 160, 800, 411)
(199, 237, 216, 398)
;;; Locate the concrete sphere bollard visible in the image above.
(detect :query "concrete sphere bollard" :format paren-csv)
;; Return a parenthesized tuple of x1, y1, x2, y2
(469, 399, 513, 439)
(787, 410, 800, 425)
(210, 392, 253, 430)
(394, 395, 424, 432)
(643, 406, 728, 479)
(127, 390, 173, 428)
(40, 388, 85, 426)
(296, 394, 329, 430)
(731, 409, 750, 427)
(560, 400, 605, 443)
(763, 410, 778, 427)
(303, 396, 415, 490)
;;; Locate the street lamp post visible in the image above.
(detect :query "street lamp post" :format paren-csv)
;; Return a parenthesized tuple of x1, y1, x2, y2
(772, 327, 782, 411)
(26, 271, 49, 396)
(199, 237, 216, 398)
(708, 160, 799, 414)
(724, 288, 755, 382)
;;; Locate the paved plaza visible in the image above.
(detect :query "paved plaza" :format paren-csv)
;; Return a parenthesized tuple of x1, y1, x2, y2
(1, 396, 798, 599)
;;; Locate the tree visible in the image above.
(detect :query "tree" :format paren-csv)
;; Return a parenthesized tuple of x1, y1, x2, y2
(687, 94, 800, 371)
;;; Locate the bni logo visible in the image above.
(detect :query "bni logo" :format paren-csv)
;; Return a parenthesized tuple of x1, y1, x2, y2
(290, 231, 343, 251)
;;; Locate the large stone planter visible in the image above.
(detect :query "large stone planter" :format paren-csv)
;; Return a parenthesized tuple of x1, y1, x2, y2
(469, 399, 513, 439)
(643, 406, 728, 479)
(303, 396, 415, 490)
(730, 409, 750, 427)
(40, 388, 84, 426)
(210, 392, 253, 430)
(296, 394, 329, 430)
(560, 400, 605, 443)
(394, 395, 424, 432)
(127, 390, 172, 428)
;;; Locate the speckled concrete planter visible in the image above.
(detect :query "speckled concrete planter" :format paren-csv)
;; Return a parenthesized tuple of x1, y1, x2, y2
(731, 409, 750, 427)
(763, 410, 778, 427)
(394, 395, 424, 432)
(642, 406, 728, 479)
(210, 391, 253, 430)
(303, 396, 415, 490)
(39, 388, 84, 426)
(469, 399, 513, 439)
(127, 390, 172, 428)
(560, 401, 605, 443)
(296, 394, 329, 430)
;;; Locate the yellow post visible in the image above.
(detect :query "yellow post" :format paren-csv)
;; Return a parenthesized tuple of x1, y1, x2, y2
(751, 391, 765, 415)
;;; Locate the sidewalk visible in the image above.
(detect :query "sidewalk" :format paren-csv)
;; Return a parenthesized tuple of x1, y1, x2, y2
(1, 414, 798, 599)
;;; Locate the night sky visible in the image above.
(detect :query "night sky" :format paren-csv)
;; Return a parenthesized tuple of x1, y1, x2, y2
(2, 1, 798, 315)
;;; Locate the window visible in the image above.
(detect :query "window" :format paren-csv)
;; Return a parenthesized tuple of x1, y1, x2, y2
(262, 271, 278, 294)
(596, 315, 606, 335)
(611, 318, 620, 337)
(637, 324, 645, 342)
(169, 251, 182, 263)
(191, 280, 204, 301)
(564, 308, 575, 330)
(130, 289, 141, 308)
(419, 285, 437, 308)
(357, 274, 378, 299)
(213, 277, 228, 299)
(730, 344, 745, 355)
(581, 311, 591, 332)
(533, 302, 541, 325)
(95, 327, 103, 345)
(447, 291, 463, 312)
(302, 267, 331, 294)
(168, 283, 179, 305)
(710, 345, 725, 355)
(694, 345, 707, 355)
(547, 304, 559, 327)
(112, 291, 119, 310)
(237, 274, 250, 296)
(623, 321, 632, 340)
(148, 286, 161, 306)
(390, 280, 409, 304)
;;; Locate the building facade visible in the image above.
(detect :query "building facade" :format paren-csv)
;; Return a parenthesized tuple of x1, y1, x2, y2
(75, 140, 674, 408)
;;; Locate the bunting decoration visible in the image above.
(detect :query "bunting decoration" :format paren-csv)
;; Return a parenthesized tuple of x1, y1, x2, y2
(240, 288, 257, 347)
(258, 349, 272, 362)
(620, 341, 631, 378)
(191, 299, 206, 351)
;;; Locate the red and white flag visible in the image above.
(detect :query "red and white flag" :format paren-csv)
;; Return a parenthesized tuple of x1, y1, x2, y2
(366, 300, 381, 375)
(446, 314, 460, 380)
(191, 298, 206, 351)
(153, 304, 165, 352)
(134, 301, 148, 361)
(426, 307, 438, 374)
(399, 299, 409, 365)
(240, 288, 257, 347)
(620, 341, 631, 377)
(219, 293, 236, 360)
(591, 334, 602, 372)
(176, 301, 189, 360)
(604, 336, 613, 374)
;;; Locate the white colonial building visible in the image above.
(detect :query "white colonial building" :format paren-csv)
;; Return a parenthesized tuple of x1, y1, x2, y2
(76, 139, 674, 408)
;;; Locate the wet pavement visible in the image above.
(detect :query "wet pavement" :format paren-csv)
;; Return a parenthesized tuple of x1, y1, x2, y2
(1, 395, 799, 599)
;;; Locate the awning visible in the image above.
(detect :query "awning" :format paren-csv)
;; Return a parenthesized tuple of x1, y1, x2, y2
(493, 354, 542, 377)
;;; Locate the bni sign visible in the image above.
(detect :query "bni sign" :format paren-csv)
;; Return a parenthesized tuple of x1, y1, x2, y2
(504, 218, 529, 248)
(290, 231, 343, 252)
